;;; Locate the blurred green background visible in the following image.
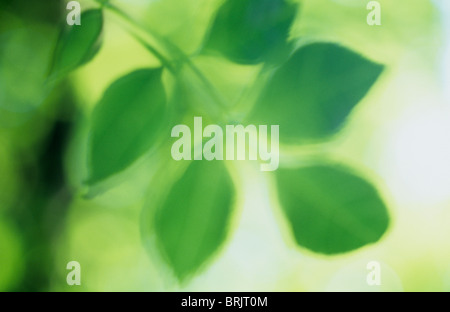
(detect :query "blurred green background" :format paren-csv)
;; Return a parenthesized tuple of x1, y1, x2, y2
(0, 0, 450, 291)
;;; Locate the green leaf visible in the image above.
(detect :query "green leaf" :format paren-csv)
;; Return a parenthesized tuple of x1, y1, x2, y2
(87, 68, 168, 185)
(204, 0, 297, 64)
(50, 9, 103, 78)
(276, 165, 389, 254)
(154, 160, 235, 281)
(250, 43, 384, 143)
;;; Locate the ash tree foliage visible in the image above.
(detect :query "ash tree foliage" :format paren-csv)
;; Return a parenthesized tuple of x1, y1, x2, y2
(52, 0, 389, 281)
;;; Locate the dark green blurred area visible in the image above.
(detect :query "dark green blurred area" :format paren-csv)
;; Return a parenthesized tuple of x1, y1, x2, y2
(0, 0, 76, 291)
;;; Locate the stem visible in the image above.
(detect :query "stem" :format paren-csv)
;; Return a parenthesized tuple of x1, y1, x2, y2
(234, 63, 275, 117)
(102, 3, 174, 70)
(128, 32, 177, 73)
(102, 2, 229, 111)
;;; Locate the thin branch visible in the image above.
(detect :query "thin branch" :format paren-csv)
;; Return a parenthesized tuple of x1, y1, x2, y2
(102, 2, 229, 111)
